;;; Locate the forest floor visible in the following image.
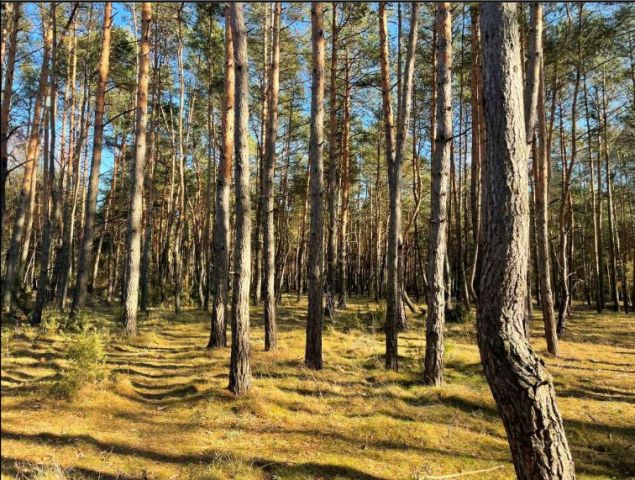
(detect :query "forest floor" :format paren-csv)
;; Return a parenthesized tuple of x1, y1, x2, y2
(1, 297, 634, 480)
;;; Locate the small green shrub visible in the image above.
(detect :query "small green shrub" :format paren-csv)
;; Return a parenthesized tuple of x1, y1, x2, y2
(52, 328, 108, 398)
(445, 302, 473, 324)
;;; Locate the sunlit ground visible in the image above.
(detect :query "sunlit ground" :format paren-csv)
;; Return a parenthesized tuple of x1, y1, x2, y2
(1, 296, 634, 479)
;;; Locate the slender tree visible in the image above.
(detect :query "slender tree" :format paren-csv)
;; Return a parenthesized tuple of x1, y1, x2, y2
(424, 2, 452, 385)
(2, 19, 52, 312)
(0, 3, 20, 241)
(32, 3, 62, 326)
(326, 2, 339, 315)
(478, 4, 575, 478)
(305, 1, 326, 371)
(378, 2, 399, 369)
(229, 2, 252, 394)
(71, 2, 113, 316)
(602, 69, 620, 312)
(263, 2, 281, 351)
(526, 2, 558, 355)
(208, 5, 234, 349)
(121, 2, 152, 336)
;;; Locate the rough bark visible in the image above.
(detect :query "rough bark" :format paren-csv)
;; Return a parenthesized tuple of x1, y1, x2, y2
(229, 2, 252, 395)
(208, 5, 234, 349)
(121, 2, 151, 336)
(424, 2, 452, 386)
(305, 1, 325, 371)
(478, 5, 575, 479)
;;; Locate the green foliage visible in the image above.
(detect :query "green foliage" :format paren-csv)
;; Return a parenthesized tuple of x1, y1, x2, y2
(52, 328, 108, 399)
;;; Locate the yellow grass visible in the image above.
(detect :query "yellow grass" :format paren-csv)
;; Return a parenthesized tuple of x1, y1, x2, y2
(1, 297, 634, 479)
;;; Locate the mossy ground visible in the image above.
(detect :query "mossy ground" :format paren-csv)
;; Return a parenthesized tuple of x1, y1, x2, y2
(1, 297, 634, 479)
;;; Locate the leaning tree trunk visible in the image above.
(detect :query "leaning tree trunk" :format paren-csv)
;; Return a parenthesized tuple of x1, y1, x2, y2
(478, 5, 575, 479)
(121, 2, 151, 336)
(208, 5, 234, 349)
(305, 1, 326, 371)
(424, 2, 452, 386)
(229, 2, 252, 395)
(1, 21, 52, 312)
(263, 2, 281, 351)
(71, 2, 112, 316)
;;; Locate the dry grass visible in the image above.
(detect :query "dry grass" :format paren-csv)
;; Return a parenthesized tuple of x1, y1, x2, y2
(1, 297, 634, 479)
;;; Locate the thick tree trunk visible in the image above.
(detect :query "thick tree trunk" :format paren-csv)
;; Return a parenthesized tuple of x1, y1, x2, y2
(424, 2, 452, 386)
(478, 5, 575, 479)
(2, 21, 52, 312)
(263, 2, 281, 351)
(305, 1, 325, 371)
(229, 2, 252, 395)
(208, 6, 234, 349)
(121, 2, 151, 336)
(71, 2, 112, 316)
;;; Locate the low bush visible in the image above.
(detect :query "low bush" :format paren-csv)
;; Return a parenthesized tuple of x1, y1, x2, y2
(51, 328, 108, 399)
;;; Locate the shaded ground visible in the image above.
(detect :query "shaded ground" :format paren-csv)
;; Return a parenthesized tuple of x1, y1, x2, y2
(1, 297, 634, 479)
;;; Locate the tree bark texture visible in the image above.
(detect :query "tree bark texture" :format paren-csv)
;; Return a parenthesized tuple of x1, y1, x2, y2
(478, 5, 575, 478)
